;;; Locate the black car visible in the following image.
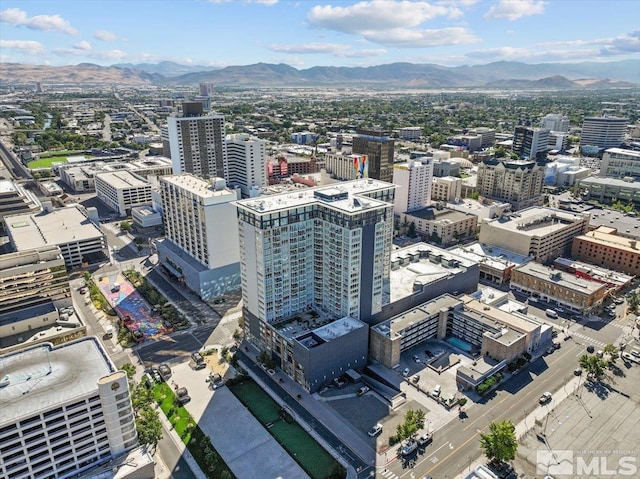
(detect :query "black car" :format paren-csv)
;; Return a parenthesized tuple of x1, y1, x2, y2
(587, 345, 595, 354)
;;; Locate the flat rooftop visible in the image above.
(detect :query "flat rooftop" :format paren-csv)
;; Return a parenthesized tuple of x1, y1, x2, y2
(484, 207, 587, 236)
(314, 316, 365, 341)
(462, 296, 540, 333)
(161, 174, 237, 200)
(5, 206, 104, 251)
(388, 243, 475, 303)
(406, 207, 472, 224)
(449, 242, 531, 271)
(237, 179, 393, 215)
(373, 294, 461, 339)
(96, 171, 149, 189)
(513, 263, 607, 295)
(580, 176, 640, 188)
(0, 179, 17, 195)
(0, 338, 114, 425)
(553, 257, 633, 286)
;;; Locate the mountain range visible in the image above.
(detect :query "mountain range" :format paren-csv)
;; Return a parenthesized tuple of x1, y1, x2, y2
(1, 60, 638, 89)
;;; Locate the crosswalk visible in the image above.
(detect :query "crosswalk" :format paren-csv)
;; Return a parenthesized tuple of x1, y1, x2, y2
(571, 331, 606, 348)
(380, 469, 399, 479)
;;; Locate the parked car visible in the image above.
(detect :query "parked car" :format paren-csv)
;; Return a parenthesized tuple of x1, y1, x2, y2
(176, 387, 188, 398)
(411, 374, 420, 384)
(417, 432, 433, 446)
(158, 364, 172, 380)
(175, 395, 191, 405)
(425, 350, 434, 358)
(191, 352, 204, 364)
(400, 440, 418, 456)
(368, 423, 383, 437)
(615, 297, 624, 304)
(586, 345, 595, 354)
(432, 384, 441, 397)
(539, 391, 552, 404)
(357, 386, 370, 396)
(546, 346, 555, 355)
(574, 368, 583, 376)
(413, 355, 421, 363)
(79, 287, 87, 294)
(132, 330, 144, 343)
(402, 368, 410, 377)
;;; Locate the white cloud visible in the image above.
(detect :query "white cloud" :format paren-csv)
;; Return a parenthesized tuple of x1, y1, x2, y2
(267, 43, 350, 54)
(0, 39, 46, 56)
(308, 1, 454, 33)
(484, 0, 545, 21)
(306, 1, 478, 48)
(600, 30, 640, 56)
(94, 30, 117, 41)
(0, 8, 77, 35)
(73, 40, 92, 51)
(363, 27, 480, 47)
(337, 48, 388, 58)
(466, 45, 602, 62)
(54, 45, 127, 60)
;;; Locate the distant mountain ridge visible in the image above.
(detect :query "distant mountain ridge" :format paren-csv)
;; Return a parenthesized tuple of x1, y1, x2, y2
(1, 60, 638, 88)
(112, 61, 221, 77)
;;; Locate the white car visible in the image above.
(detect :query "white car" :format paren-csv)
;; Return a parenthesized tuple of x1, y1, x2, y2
(539, 391, 552, 404)
(432, 384, 441, 397)
(402, 368, 410, 377)
(368, 423, 383, 437)
(400, 440, 418, 456)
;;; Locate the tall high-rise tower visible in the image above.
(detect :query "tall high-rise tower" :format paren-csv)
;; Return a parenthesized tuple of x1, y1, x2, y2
(392, 158, 434, 214)
(166, 104, 226, 179)
(352, 128, 395, 182)
(580, 116, 628, 150)
(225, 133, 267, 197)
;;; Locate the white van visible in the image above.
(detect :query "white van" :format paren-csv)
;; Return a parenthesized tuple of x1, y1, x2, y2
(545, 309, 558, 319)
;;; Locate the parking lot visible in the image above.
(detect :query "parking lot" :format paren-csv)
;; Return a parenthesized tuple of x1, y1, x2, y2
(319, 338, 478, 456)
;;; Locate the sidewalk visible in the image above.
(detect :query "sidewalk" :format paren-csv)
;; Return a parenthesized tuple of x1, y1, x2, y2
(452, 373, 583, 479)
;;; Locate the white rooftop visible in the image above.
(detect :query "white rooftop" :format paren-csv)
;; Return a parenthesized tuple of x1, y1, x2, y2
(96, 171, 150, 189)
(314, 316, 365, 341)
(388, 243, 475, 303)
(237, 178, 393, 215)
(0, 179, 17, 194)
(449, 242, 531, 272)
(161, 174, 237, 200)
(0, 338, 114, 425)
(485, 207, 587, 236)
(5, 206, 104, 251)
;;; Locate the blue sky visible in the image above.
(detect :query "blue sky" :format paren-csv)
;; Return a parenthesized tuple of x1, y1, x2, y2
(1, 1, 638, 68)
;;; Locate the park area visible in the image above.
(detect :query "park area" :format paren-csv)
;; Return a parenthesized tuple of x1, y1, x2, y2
(228, 379, 344, 479)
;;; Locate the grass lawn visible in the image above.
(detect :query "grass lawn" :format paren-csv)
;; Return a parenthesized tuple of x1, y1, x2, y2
(27, 156, 67, 168)
(229, 378, 345, 479)
(151, 382, 235, 478)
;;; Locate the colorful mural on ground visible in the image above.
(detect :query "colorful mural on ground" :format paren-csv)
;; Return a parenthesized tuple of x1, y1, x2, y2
(97, 273, 169, 338)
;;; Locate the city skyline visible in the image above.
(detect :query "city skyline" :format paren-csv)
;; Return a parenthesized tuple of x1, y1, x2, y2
(0, 0, 638, 69)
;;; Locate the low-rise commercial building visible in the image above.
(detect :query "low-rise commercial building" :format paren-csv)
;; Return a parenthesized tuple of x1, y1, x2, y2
(370, 293, 547, 371)
(4, 206, 109, 268)
(400, 207, 478, 246)
(479, 207, 589, 264)
(572, 226, 640, 277)
(553, 257, 633, 292)
(431, 176, 462, 203)
(131, 206, 162, 230)
(578, 176, 640, 205)
(0, 338, 138, 479)
(95, 171, 152, 216)
(449, 242, 531, 284)
(510, 262, 607, 313)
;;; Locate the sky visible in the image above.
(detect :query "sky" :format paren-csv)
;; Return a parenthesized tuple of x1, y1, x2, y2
(0, 0, 638, 69)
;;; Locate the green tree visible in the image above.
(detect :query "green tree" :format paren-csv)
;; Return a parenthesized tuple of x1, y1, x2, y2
(395, 409, 426, 442)
(480, 420, 518, 465)
(119, 220, 132, 232)
(603, 344, 619, 360)
(628, 292, 640, 313)
(131, 384, 153, 412)
(408, 221, 417, 238)
(135, 406, 163, 449)
(469, 191, 480, 200)
(578, 354, 606, 379)
(121, 362, 136, 379)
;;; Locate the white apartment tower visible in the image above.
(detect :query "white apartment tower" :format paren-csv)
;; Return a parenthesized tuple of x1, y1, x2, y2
(236, 180, 395, 339)
(225, 133, 267, 198)
(0, 338, 137, 479)
(541, 114, 570, 133)
(392, 158, 434, 214)
(580, 116, 628, 150)
(158, 174, 240, 299)
(167, 112, 227, 179)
